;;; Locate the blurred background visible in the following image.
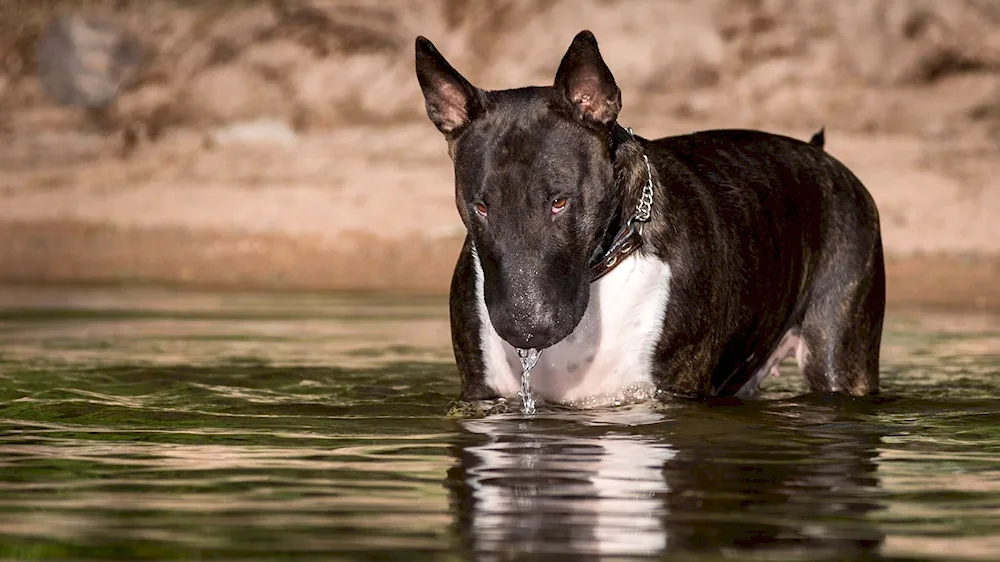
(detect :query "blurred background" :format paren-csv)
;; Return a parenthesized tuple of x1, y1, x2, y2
(1, 0, 998, 307)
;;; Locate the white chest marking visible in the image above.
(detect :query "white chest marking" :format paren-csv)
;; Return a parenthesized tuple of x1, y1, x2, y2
(471, 247, 672, 406)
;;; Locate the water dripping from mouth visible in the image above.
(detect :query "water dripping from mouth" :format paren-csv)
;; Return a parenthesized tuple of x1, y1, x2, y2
(515, 348, 540, 415)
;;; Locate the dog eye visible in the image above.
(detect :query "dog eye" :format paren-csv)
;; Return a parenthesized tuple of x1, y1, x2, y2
(551, 198, 568, 214)
(473, 202, 488, 217)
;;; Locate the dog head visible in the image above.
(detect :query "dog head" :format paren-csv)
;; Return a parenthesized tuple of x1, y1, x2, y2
(415, 31, 624, 350)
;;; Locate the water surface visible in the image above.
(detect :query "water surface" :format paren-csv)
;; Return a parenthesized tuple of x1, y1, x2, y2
(1, 286, 999, 560)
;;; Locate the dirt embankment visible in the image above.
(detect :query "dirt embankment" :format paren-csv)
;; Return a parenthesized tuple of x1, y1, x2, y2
(1, 0, 999, 308)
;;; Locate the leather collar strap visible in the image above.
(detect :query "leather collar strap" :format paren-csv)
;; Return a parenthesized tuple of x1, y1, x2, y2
(588, 125, 654, 282)
(589, 219, 643, 281)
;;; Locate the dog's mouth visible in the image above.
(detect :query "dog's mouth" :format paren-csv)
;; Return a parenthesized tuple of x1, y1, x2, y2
(489, 308, 582, 351)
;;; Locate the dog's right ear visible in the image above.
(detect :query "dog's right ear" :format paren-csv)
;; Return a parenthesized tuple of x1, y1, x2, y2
(415, 36, 483, 135)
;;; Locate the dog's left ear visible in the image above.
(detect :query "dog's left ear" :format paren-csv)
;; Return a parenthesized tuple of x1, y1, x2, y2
(553, 30, 621, 128)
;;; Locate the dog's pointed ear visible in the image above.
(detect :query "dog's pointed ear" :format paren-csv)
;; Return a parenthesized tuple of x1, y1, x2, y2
(553, 30, 621, 127)
(415, 36, 482, 135)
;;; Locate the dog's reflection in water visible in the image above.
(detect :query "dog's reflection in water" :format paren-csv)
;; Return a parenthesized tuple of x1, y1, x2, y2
(446, 403, 885, 559)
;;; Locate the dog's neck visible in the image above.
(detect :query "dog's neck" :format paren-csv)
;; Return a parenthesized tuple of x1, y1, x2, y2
(588, 124, 654, 281)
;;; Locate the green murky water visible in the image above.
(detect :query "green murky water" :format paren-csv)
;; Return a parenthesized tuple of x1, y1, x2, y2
(1, 286, 999, 561)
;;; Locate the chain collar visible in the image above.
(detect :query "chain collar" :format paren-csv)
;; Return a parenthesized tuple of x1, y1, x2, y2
(589, 126, 655, 282)
(632, 147, 654, 225)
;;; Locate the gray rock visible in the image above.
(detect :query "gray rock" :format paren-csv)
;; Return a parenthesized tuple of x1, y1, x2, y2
(35, 13, 143, 109)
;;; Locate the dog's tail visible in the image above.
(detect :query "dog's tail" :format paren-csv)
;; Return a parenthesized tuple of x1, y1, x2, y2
(808, 127, 825, 150)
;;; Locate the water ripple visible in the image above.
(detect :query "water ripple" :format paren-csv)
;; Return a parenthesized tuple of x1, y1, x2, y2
(1, 288, 999, 559)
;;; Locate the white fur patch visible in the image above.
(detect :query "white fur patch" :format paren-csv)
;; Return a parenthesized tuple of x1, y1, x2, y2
(471, 247, 671, 406)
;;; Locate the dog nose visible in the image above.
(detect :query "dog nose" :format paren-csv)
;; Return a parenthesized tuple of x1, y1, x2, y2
(485, 281, 571, 349)
(494, 319, 559, 350)
(514, 330, 554, 350)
